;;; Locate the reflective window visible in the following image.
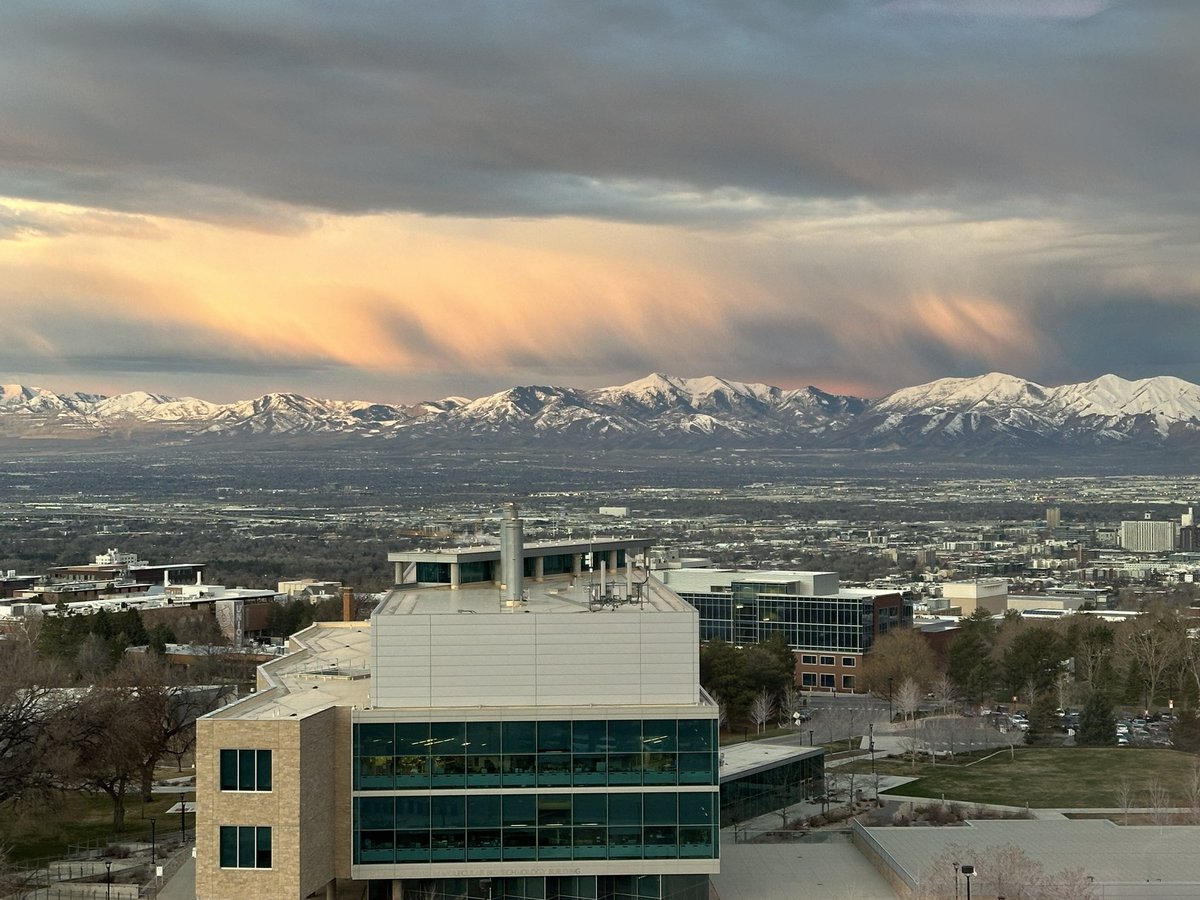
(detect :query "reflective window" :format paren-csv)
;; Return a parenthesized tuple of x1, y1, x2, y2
(219, 749, 271, 792)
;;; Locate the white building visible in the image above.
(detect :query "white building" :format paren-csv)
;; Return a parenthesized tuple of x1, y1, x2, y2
(1119, 517, 1178, 553)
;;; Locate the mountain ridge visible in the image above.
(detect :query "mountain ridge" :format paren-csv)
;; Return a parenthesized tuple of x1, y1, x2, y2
(3, 372, 1199, 453)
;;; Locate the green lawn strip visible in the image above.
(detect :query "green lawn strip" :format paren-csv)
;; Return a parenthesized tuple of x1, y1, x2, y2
(884, 747, 1196, 808)
(1, 793, 186, 863)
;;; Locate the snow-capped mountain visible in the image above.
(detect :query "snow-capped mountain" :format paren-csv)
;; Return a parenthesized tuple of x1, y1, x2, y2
(2, 372, 1199, 452)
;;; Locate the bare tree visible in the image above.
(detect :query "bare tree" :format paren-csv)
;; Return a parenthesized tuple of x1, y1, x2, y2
(749, 689, 775, 735)
(896, 678, 924, 770)
(929, 673, 957, 715)
(922, 842, 1096, 900)
(1119, 610, 1188, 710)
(0, 639, 73, 808)
(1115, 775, 1136, 826)
(779, 685, 803, 727)
(1145, 776, 1173, 827)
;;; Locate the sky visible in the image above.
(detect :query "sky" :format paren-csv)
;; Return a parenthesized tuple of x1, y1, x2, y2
(1, 0, 1198, 403)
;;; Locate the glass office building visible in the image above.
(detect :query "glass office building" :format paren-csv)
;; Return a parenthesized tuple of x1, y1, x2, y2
(198, 523, 719, 900)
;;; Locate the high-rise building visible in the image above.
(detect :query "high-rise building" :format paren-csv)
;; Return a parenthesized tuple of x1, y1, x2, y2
(1118, 516, 1178, 553)
(196, 506, 720, 900)
(1045, 507, 1061, 530)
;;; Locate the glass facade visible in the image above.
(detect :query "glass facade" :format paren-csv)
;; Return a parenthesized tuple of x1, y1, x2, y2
(353, 791, 717, 864)
(352, 718, 719, 867)
(681, 586, 912, 655)
(719, 755, 824, 826)
(354, 719, 717, 791)
(360, 873, 710, 900)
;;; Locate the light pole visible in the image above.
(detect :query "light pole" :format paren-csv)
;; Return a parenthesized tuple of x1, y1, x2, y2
(961, 863, 975, 900)
(105, 860, 112, 900)
(808, 729, 814, 747)
(150, 816, 157, 878)
(888, 677, 894, 722)
(953, 862, 960, 900)
(180, 794, 187, 840)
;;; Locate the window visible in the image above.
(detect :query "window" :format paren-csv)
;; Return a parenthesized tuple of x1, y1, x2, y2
(819, 674, 835, 688)
(819, 655, 835, 666)
(842, 657, 856, 667)
(219, 826, 271, 869)
(800, 654, 816, 665)
(801, 673, 816, 687)
(842, 675, 855, 690)
(219, 749, 271, 791)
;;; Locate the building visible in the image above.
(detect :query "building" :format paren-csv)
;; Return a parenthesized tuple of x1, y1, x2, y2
(1119, 517, 1178, 553)
(939, 579, 1008, 616)
(1045, 507, 1061, 530)
(655, 568, 910, 692)
(387, 535, 653, 591)
(196, 506, 720, 900)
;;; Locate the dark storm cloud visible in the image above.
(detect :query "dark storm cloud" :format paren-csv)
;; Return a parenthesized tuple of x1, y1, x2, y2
(0, 0, 1195, 224)
(1032, 293, 1200, 384)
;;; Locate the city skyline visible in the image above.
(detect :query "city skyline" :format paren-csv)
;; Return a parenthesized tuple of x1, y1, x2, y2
(1, 0, 1197, 403)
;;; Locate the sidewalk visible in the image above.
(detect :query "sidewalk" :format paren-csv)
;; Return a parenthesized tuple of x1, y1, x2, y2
(156, 856, 195, 900)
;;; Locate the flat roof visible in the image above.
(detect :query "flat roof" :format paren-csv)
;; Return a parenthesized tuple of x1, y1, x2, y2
(206, 622, 372, 721)
(864, 819, 1200, 892)
(376, 572, 695, 617)
(719, 742, 822, 782)
(388, 537, 652, 564)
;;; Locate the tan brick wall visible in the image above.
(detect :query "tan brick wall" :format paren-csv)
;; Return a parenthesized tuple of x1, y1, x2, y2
(197, 707, 345, 900)
(196, 716, 301, 899)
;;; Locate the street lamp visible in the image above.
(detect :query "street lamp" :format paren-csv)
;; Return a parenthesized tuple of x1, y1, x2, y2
(180, 794, 187, 840)
(961, 863, 976, 900)
(150, 816, 157, 876)
(888, 677, 894, 722)
(808, 729, 814, 747)
(105, 860, 112, 900)
(953, 862, 960, 900)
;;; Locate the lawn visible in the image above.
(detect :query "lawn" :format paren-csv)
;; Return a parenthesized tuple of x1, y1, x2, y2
(0, 791, 190, 863)
(876, 747, 1198, 808)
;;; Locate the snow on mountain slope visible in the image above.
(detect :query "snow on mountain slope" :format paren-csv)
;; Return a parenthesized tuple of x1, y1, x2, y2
(2, 372, 1199, 449)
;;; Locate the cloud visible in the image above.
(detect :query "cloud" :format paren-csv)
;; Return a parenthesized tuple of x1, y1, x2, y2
(0, 1, 1197, 400)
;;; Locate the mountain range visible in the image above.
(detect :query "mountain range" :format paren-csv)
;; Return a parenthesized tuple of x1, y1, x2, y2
(4, 372, 1200, 453)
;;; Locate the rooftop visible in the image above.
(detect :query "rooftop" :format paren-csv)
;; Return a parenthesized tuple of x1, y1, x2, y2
(376, 572, 695, 617)
(387, 536, 652, 564)
(718, 742, 822, 782)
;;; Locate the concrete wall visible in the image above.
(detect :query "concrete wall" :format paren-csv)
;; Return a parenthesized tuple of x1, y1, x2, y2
(371, 609, 699, 708)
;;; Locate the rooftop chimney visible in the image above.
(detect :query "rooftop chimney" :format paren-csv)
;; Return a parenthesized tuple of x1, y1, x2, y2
(342, 586, 355, 622)
(501, 502, 524, 603)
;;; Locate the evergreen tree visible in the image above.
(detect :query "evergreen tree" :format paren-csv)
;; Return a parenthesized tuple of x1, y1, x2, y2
(1025, 692, 1061, 745)
(1077, 690, 1115, 746)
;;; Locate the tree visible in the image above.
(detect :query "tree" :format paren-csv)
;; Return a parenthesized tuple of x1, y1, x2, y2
(896, 678, 923, 769)
(1118, 608, 1188, 710)
(109, 653, 231, 802)
(0, 637, 73, 808)
(65, 687, 152, 831)
(928, 673, 958, 714)
(1000, 626, 1066, 700)
(1114, 775, 1136, 826)
(1076, 690, 1115, 747)
(946, 628, 996, 706)
(861, 630, 938, 701)
(922, 842, 1097, 900)
(1067, 616, 1115, 687)
(1025, 692, 1060, 745)
(749, 689, 775, 735)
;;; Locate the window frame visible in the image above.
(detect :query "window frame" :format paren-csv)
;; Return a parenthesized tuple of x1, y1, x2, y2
(219, 825, 272, 869)
(219, 749, 272, 792)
